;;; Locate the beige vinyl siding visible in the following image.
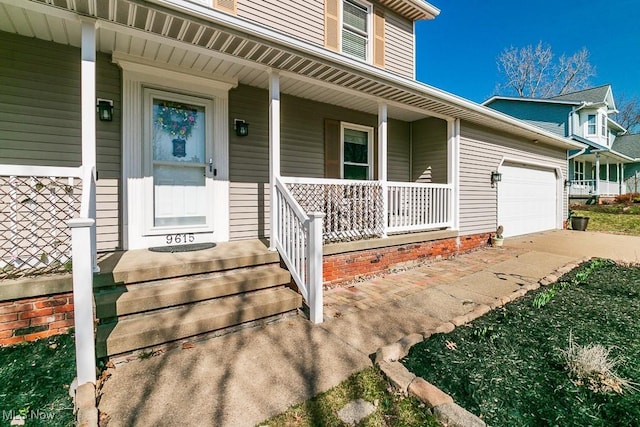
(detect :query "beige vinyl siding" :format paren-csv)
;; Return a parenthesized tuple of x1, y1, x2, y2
(228, 85, 270, 241)
(459, 122, 567, 236)
(384, 11, 414, 78)
(229, 84, 412, 240)
(95, 52, 122, 252)
(388, 119, 410, 181)
(411, 118, 448, 183)
(0, 32, 121, 251)
(237, 0, 324, 46)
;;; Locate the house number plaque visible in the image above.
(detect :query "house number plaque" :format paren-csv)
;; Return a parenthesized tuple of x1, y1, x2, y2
(166, 233, 195, 245)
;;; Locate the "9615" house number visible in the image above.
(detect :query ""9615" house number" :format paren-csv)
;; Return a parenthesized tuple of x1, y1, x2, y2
(166, 233, 195, 245)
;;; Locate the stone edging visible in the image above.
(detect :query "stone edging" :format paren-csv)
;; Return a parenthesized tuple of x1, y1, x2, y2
(374, 258, 587, 427)
(75, 382, 98, 427)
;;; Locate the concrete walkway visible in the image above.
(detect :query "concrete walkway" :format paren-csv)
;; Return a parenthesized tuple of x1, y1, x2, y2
(97, 230, 640, 426)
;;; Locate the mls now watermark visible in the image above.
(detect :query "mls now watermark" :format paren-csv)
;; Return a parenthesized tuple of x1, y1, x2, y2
(3, 409, 56, 423)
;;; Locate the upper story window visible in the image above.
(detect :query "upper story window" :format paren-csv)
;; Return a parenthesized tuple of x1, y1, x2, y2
(342, 0, 371, 61)
(587, 114, 597, 135)
(325, 0, 384, 67)
(601, 114, 607, 137)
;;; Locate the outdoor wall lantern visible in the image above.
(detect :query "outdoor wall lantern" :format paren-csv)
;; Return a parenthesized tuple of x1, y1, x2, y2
(97, 99, 114, 122)
(564, 179, 572, 189)
(491, 170, 502, 188)
(234, 119, 249, 137)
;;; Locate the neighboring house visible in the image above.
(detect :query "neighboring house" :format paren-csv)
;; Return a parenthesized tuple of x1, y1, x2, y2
(484, 85, 639, 201)
(0, 0, 583, 386)
(612, 133, 640, 194)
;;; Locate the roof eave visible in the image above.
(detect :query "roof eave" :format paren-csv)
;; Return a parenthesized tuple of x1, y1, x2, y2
(117, 0, 581, 151)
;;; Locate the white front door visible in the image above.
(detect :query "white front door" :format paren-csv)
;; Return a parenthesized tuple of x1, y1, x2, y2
(143, 88, 215, 244)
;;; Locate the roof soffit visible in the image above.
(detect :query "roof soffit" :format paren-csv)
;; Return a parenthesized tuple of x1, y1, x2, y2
(21, 0, 581, 150)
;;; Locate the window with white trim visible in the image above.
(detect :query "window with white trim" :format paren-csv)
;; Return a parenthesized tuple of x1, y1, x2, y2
(341, 0, 371, 61)
(587, 114, 596, 135)
(573, 160, 585, 181)
(600, 114, 607, 137)
(341, 123, 373, 179)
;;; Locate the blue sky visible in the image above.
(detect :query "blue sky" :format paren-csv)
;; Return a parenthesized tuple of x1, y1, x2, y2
(415, 0, 640, 105)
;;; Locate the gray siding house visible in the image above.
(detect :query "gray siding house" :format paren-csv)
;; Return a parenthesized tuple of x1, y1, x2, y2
(0, 0, 582, 385)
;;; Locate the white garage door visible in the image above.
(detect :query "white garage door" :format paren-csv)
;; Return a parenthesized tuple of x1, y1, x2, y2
(498, 164, 558, 237)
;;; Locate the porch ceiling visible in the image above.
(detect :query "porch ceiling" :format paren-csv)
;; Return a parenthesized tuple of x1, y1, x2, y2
(2, 0, 587, 147)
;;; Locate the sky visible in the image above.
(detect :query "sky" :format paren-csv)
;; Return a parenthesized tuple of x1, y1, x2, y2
(415, 0, 640, 105)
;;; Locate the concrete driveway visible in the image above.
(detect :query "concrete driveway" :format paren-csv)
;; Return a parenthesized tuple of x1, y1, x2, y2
(509, 229, 640, 263)
(97, 230, 640, 426)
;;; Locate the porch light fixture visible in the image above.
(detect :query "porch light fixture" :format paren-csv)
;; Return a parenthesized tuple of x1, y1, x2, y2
(234, 119, 249, 137)
(564, 179, 571, 188)
(491, 170, 502, 188)
(97, 99, 114, 122)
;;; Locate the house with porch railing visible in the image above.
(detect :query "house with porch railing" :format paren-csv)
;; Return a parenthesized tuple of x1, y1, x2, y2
(485, 85, 640, 202)
(1, 0, 583, 393)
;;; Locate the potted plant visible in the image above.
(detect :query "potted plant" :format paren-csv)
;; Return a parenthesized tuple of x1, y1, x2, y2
(491, 225, 504, 247)
(571, 214, 590, 231)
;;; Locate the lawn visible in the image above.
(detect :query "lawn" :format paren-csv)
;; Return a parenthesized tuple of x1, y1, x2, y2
(402, 259, 640, 426)
(260, 366, 440, 427)
(0, 333, 76, 426)
(571, 203, 640, 235)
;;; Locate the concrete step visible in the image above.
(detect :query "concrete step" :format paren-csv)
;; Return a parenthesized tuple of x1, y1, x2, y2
(96, 286, 302, 357)
(94, 265, 291, 319)
(94, 240, 280, 288)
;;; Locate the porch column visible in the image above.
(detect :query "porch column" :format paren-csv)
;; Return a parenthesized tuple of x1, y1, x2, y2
(268, 70, 280, 251)
(81, 18, 98, 272)
(595, 154, 600, 195)
(72, 18, 98, 387)
(447, 119, 460, 230)
(620, 163, 624, 194)
(378, 102, 388, 237)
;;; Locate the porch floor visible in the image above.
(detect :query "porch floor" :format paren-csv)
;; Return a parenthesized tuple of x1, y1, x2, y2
(96, 239, 278, 286)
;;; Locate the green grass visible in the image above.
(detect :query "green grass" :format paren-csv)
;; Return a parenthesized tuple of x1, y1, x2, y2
(402, 259, 640, 427)
(571, 203, 640, 235)
(260, 366, 440, 427)
(0, 333, 76, 426)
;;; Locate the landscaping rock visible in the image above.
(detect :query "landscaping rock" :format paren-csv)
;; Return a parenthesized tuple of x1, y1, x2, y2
(434, 322, 455, 334)
(337, 399, 376, 426)
(408, 377, 453, 407)
(522, 282, 540, 291)
(75, 383, 96, 410)
(434, 402, 486, 427)
(77, 407, 98, 427)
(378, 360, 415, 394)
(451, 315, 468, 326)
(545, 274, 558, 283)
(374, 333, 424, 363)
(467, 304, 491, 321)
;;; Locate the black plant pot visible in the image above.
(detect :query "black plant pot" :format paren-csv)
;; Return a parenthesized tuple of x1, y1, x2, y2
(571, 216, 589, 231)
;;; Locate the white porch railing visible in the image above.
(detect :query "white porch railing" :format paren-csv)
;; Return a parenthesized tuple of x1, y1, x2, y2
(283, 177, 453, 241)
(387, 182, 453, 233)
(0, 165, 84, 279)
(568, 179, 625, 197)
(284, 177, 383, 242)
(273, 176, 324, 324)
(568, 180, 595, 197)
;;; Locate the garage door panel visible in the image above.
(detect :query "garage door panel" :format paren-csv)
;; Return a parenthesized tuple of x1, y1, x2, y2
(498, 165, 557, 237)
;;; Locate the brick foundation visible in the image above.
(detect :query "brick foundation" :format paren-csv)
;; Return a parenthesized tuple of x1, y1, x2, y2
(323, 232, 491, 287)
(0, 293, 74, 346)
